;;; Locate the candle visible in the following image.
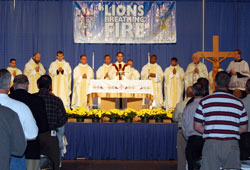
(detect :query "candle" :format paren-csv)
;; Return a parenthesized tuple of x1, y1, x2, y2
(92, 52, 95, 70)
(148, 52, 150, 63)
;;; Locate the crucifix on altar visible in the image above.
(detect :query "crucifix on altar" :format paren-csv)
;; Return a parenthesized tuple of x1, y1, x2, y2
(194, 35, 236, 92)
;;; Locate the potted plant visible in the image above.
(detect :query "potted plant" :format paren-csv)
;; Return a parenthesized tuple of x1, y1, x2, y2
(123, 108, 137, 123)
(72, 107, 88, 122)
(87, 109, 103, 123)
(137, 109, 151, 123)
(106, 109, 121, 122)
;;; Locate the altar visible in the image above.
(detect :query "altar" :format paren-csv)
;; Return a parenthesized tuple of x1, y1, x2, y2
(64, 122, 178, 160)
(87, 80, 154, 111)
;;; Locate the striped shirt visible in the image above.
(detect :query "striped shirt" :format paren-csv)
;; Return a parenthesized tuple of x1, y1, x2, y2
(194, 90, 248, 140)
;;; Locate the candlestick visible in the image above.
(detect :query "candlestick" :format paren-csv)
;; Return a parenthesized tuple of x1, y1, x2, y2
(92, 52, 95, 70)
(148, 52, 150, 63)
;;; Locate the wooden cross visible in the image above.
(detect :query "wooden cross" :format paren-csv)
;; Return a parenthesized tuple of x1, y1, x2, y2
(194, 35, 235, 92)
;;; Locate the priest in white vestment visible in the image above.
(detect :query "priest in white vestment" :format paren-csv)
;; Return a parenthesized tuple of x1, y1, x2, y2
(72, 55, 94, 109)
(141, 55, 164, 108)
(226, 49, 250, 92)
(184, 54, 208, 90)
(110, 52, 131, 80)
(24, 52, 46, 93)
(96, 54, 113, 80)
(127, 59, 140, 80)
(7, 58, 22, 85)
(49, 51, 72, 108)
(164, 57, 185, 110)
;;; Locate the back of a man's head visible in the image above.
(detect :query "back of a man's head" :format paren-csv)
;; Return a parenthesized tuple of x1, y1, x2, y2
(246, 79, 250, 94)
(13, 74, 29, 89)
(197, 77, 209, 95)
(192, 83, 205, 97)
(215, 71, 230, 89)
(37, 75, 52, 90)
(186, 86, 194, 98)
(0, 69, 11, 90)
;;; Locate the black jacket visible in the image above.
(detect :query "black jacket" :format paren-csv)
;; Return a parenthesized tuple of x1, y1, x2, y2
(9, 89, 49, 159)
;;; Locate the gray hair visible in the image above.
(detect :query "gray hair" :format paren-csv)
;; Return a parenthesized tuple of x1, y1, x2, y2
(0, 69, 11, 89)
(13, 74, 29, 89)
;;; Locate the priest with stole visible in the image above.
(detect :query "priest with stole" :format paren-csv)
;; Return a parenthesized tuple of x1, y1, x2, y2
(49, 51, 72, 108)
(24, 52, 46, 93)
(111, 52, 131, 80)
(72, 55, 94, 109)
(7, 58, 22, 86)
(141, 55, 164, 108)
(164, 57, 185, 110)
(96, 54, 113, 80)
(184, 54, 208, 90)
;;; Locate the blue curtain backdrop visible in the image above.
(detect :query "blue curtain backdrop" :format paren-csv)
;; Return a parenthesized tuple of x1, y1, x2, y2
(0, 0, 250, 75)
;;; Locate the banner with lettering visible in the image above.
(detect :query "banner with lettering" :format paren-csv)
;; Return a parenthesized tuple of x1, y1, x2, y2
(73, 1, 176, 44)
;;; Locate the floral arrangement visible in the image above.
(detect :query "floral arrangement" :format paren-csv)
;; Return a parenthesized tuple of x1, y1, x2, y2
(65, 108, 174, 120)
(66, 107, 88, 118)
(121, 108, 137, 119)
(87, 109, 104, 119)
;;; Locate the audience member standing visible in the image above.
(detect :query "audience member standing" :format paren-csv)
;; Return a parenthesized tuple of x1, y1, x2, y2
(36, 75, 67, 170)
(173, 86, 193, 170)
(0, 105, 27, 170)
(194, 71, 248, 170)
(182, 83, 205, 170)
(9, 74, 50, 170)
(0, 69, 38, 170)
(241, 78, 250, 131)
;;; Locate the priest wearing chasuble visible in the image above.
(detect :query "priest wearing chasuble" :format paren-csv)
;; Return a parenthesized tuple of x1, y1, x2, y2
(141, 55, 164, 108)
(96, 54, 114, 80)
(127, 59, 140, 80)
(72, 55, 94, 109)
(24, 52, 46, 93)
(110, 52, 132, 80)
(7, 58, 22, 86)
(49, 51, 72, 108)
(164, 57, 185, 110)
(184, 54, 208, 90)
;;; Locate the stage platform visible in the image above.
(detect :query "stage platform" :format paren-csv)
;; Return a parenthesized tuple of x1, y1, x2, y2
(64, 122, 178, 160)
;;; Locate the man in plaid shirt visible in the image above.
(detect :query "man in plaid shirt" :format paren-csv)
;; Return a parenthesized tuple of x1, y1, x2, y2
(36, 75, 67, 170)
